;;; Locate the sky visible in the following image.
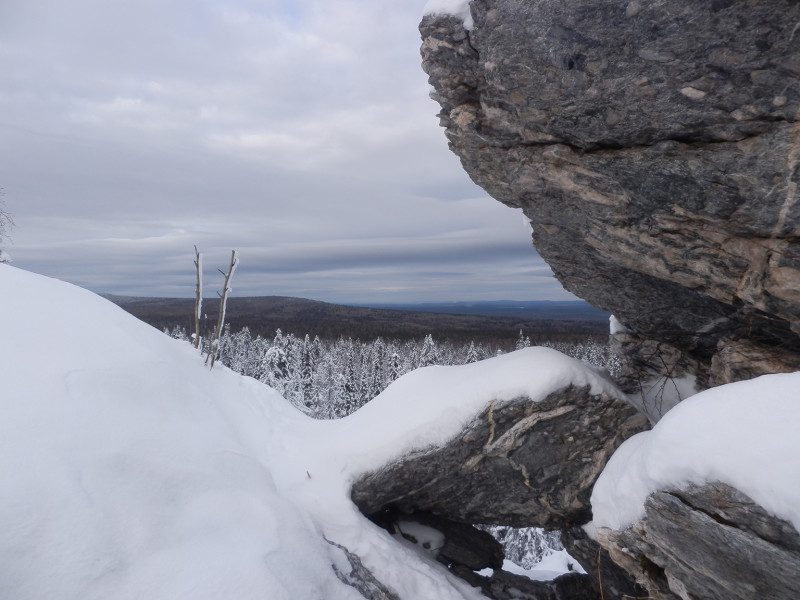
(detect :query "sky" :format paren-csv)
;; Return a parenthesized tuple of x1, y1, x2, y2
(0, 0, 575, 303)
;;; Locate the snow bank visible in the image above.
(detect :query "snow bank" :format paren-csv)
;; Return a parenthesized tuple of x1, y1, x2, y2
(0, 265, 616, 599)
(0, 266, 358, 600)
(423, 0, 474, 29)
(592, 372, 800, 532)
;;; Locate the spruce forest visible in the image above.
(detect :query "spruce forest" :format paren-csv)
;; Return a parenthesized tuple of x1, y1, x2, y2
(166, 324, 621, 420)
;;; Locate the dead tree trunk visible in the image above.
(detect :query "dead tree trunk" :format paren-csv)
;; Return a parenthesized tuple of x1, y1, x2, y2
(207, 250, 239, 369)
(193, 246, 203, 349)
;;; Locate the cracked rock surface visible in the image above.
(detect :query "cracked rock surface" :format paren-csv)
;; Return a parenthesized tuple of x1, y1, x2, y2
(596, 481, 800, 600)
(420, 0, 800, 388)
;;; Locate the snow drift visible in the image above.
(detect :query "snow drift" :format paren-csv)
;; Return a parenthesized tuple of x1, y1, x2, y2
(2, 264, 798, 599)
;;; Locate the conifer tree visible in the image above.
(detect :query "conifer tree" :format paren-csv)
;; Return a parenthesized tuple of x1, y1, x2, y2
(515, 329, 531, 351)
(387, 351, 402, 383)
(466, 341, 480, 364)
(418, 334, 438, 367)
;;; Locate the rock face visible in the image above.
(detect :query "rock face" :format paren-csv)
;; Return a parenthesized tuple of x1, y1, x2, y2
(418, 3, 800, 598)
(595, 481, 800, 600)
(420, 0, 800, 392)
(352, 383, 648, 598)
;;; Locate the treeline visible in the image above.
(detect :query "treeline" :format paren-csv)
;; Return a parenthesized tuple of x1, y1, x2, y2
(166, 325, 620, 420)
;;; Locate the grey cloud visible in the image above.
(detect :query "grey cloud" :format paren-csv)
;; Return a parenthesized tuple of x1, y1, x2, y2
(0, 0, 575, 304)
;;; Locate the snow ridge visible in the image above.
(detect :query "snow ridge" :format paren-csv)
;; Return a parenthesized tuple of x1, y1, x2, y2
(423, 0, 474, 29)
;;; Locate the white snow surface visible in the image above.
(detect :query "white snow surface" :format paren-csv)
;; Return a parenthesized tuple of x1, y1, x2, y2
(608, 314, 627, 334)
(592, 372, 800, 532)
(423, 0, 474, 29)
(0, 265, 620, 599)
(479, 550, 586, 582)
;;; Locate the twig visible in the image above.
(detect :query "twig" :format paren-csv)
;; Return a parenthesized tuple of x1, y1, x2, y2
(598, 548, 605, 600)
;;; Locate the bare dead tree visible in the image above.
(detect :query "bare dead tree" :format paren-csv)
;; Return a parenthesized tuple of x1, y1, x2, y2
(206, 250, 239, 369)
(0, 189, 14, 264)
(193, 246, 203, 349)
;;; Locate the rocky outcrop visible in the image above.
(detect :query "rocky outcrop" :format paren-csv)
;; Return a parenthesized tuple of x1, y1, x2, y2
(352, 383, 648, 598)
(420, 0, 800, 393)
(595, 481, 800, 600)
(418, 2, 800, 597)
(352, 385, 647, 530)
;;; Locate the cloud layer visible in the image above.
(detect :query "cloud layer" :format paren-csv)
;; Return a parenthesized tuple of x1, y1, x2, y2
(0, 0, 574, 302)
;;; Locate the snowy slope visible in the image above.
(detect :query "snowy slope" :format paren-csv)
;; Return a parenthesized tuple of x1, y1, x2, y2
(1, 265, 364, 600)
(0, 265, 620, 600)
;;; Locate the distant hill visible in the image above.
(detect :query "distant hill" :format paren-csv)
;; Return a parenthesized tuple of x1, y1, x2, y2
(350, 300, 610, 320)
(103, 295, 610, 346)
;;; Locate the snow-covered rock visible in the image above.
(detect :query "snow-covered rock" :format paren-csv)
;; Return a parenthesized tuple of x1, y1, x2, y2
(591, 373, 800, 599)
(351, 382, 647, 531)
(6, 262, 797, 599)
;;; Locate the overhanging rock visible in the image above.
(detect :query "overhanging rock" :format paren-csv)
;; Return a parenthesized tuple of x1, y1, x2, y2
(420, 0, 800, 388)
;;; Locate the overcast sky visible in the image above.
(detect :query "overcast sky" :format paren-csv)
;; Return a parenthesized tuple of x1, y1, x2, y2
(0, 0, 575, 303)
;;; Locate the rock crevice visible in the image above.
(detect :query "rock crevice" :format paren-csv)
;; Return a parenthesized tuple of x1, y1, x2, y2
(351, 382, 648, 599)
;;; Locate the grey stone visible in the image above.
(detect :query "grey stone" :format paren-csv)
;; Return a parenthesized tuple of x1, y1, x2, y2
(561, 525, 649, 600)
(452, 565, 595, 600)
(351, 384, 648, 531)
(352, 384, 647, 597)
(373, 510, 505, 571)
(596, 482, 800, 600)
(709, 338, 800, 387)
(420, 0, 800, 386)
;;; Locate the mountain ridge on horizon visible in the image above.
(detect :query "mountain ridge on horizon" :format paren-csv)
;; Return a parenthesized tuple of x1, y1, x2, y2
(102, 294, 610, 345)
(101, 293, 609, 319)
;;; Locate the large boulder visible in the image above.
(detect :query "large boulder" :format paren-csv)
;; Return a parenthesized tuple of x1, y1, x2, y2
(351, 382, 648, 598)
(420, 0, 800, 390)
(352, 384, 647, 530)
